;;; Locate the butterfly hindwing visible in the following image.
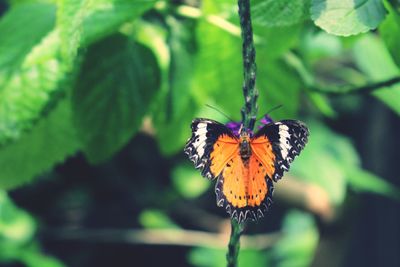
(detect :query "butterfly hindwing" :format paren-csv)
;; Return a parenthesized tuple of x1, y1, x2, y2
(184, 119, 238, 180)
(215, 154, 274, 223)
(254, 120, 309, 181)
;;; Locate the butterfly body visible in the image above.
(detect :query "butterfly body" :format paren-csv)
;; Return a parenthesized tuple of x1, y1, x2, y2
(184, 118, 309, 223)
(239, 132, 252, 160)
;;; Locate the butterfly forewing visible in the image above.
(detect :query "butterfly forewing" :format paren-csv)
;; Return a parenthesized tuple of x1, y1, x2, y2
(253, 120, 309, 181)
(184, 119, 239, 180)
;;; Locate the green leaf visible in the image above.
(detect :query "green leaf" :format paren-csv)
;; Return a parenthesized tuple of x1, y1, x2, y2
(253, 24, 302, 60)
(353, 34, 400, 115)
(154, 99, 198, 155)
(57, 0, 89, 63)
(139, 209, 179, 229)
(271, 210, 319, 267)
(0, 191, 36, 244)
(0, 192, 65, 266)
(18, 250, 66, 267)
(172, 164, 210, 199)
(0, 99, 80, 190)
(72, 34, 160, 163)
(193, 1, 243, 119)
(251, 0, 310, 27)
(291, 121, 358, 204)
(346, 168, 400, 200)
(81, 0, 157, 46)
(150, 17, 201, 155)
(379, 2, 400, 68)
(299, 30, 343, 63)
(0, 3, 59, 144)
(0, 0, 90, 146)
(0, 3, 55, 71)
(311, 0, 387, 36)
(166, 17, 197, 121)
(256, 58, 302, 120)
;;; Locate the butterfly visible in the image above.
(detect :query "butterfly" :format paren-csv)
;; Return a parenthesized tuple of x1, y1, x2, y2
(184, 116, 309, 223)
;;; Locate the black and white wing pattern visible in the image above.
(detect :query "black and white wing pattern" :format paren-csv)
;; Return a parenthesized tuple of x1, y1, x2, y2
(254, 120, 309, 181)
(184, 118, 238, 180)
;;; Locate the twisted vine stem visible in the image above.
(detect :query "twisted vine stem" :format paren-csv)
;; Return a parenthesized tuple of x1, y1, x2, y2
(226, 0, 257, 266)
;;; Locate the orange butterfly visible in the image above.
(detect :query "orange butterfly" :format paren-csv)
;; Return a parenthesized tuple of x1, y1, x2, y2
(184, 118, 309, 223)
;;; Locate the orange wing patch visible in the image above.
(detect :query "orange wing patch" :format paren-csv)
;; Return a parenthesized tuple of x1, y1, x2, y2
(247, 155, 269, 207)
(216, 152, 273, 221)
(250, 135, 275, 180)
(221, 155, 269, 208)
(209, 135, 239, 178)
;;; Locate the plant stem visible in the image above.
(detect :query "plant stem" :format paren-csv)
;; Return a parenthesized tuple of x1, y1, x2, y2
(226, 1, 256, 266)
(227, 220, 245, 267)
(239, 0, 258, 131)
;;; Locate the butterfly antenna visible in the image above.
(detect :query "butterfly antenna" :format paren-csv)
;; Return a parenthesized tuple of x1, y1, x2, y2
(205, 104, 235, 121)
(256, 104, 283, 120)
(266, 104, 283, 114)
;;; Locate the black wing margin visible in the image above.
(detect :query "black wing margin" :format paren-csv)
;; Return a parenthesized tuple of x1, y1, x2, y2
(184, 118, 237, 180)
(254, 120, 309, 181)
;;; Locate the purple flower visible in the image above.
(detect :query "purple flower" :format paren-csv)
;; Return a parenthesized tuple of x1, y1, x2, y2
(225, 121, 255, 137)
(225, 121, 242, 137)
(258, 114, 273, 129)
(225, 114, 274, 136)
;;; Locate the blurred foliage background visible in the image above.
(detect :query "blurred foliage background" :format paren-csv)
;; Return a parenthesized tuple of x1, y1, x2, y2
(0, 0, 400, 266)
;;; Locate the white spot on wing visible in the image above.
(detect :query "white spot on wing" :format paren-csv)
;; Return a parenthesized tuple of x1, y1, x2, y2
(192, 122, 208, 158)
(195, 127, 207, 135)
(279, 124, 292, 159)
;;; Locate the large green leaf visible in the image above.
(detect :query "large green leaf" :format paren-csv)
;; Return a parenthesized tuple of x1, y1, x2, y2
(0, 100, 80, 190)
(166, 17, 197, 122)
(72, 34, 160, 163)
(253, 24, 302, 61)
(0, 3, 55, 71)
(353, 34, 400, 115)
(57, 0, 89, 62)
(251, 0, 310, 27)
(379, 2, 400, 68)
(0, 3, 57, 144)
(193, 0, 243, 119)
(151, 17, 201, 155)
(0, 0, 88, 146)
(311, 0, 387, 36)
(81, 0, 157, 46)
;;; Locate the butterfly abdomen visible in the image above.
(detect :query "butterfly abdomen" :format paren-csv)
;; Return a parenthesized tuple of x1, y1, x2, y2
(239, 139, 251, 160)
